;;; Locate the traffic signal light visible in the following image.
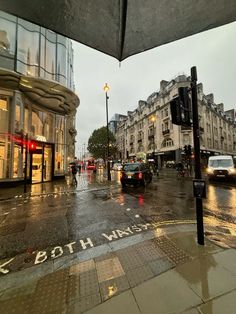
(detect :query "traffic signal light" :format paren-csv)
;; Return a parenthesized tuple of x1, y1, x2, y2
(28, 141, 37, 153)
(170, 87, 192, 127)
(187, 145, 192, 155)
(184, 145, 188, 155)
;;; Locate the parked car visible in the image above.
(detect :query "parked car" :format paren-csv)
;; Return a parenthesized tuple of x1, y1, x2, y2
(120, 162, 152, 187)
(207, 155, 236, 180)
(113, 163, 123, 171)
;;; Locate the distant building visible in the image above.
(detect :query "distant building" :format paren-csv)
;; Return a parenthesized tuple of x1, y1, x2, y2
(115, 75, 236, 167)
(0, 10, 79, 185)
(108, 113, 127, 134)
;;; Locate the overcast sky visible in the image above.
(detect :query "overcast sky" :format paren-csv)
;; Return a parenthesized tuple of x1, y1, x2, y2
(73, 21, 236, 157)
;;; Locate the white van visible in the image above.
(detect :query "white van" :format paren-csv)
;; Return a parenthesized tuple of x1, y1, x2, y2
(207, 155, 236, 179)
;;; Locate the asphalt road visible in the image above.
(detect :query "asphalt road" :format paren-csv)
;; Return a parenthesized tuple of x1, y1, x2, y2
(0, 168, 235, 275)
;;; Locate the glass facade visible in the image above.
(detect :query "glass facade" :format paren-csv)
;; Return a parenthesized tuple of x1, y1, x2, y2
(0, 10, 74, 90)
(0, 10, 77, 183)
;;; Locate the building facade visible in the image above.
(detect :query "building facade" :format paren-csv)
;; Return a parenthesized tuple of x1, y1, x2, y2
(0, 10, 79, 185)
(116, 75, 236, 167)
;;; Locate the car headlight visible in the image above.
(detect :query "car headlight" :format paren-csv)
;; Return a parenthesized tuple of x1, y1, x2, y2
(229, 168, 236, 174)
(206, 167, 213, 174)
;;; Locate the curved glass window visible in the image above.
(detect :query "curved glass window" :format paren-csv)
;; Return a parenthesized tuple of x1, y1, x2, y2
(0, 12, 16, 70)
(17, 20, 39, 76)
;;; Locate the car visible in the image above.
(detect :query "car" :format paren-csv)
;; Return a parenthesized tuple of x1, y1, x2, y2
(113, 163, 123, 171)
(120, 162, 152, 188)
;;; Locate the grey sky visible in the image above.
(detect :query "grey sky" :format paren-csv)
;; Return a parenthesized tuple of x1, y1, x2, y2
(73, 21, 236, 157)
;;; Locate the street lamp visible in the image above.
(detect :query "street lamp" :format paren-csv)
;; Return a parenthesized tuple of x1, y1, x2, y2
(103, 83, 111, 180)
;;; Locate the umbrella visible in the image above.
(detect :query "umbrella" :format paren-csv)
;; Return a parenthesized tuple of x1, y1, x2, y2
(1, 0, 236, 61)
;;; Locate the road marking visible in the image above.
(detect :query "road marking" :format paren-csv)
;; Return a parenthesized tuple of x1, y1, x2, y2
(126, 208, 131, 211)
(135, 214, 140, 218)
(0, 258, 14, 274)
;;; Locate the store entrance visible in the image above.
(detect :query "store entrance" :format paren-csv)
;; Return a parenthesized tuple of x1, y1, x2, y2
(31, 143, 53, 183)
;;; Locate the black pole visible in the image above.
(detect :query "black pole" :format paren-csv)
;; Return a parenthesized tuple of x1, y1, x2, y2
(106, 91, 111, 180)
(24, 133, 28, 193)
(191, 66, 204, 245)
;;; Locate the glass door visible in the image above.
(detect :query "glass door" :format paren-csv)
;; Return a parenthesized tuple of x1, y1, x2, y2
(31, 144, 43, 183)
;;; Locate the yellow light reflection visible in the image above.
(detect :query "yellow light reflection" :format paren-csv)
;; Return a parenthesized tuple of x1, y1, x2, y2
(108, 285, 118, 297)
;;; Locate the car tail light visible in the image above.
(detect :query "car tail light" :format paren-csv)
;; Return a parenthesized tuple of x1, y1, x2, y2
(138, 172, 142, 179)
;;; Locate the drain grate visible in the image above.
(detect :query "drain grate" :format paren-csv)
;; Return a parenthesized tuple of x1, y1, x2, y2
(152, 236, 191, 266)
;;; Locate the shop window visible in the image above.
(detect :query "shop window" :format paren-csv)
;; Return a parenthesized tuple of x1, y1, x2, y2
(13, 144, 23, 178)
(0, 134, 10, 179)
(55, 115, 65, 174)
(0, 98, 10, 134)
(0, 12, 16, 70)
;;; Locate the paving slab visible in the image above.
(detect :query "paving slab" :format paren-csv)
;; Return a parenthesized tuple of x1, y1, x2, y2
(211, 248, 236, 275)
(84, 290, 141, 314)
(132, 269, 202, 314)
(198, 289, 236, 314)
(176, 254, 236, 302)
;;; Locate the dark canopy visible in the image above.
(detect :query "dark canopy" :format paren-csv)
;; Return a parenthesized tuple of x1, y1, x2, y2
(1, 0, 236, 61)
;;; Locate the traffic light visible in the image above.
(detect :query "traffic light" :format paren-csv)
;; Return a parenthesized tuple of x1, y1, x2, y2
(28, 141, 37, 153)
(187, 145, 192, 155)
(184, 145, 188, 155)
(170, 87, 192, 127)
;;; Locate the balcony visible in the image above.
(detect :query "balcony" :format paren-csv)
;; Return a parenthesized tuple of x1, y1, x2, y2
(162, 129, 170, 135)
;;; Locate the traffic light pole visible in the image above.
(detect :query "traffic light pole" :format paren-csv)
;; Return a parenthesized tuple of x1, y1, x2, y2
(191, 66, 205, 245)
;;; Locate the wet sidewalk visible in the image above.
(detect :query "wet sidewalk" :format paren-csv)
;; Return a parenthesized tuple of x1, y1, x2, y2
(1, 225, 236, 314)
(0, 171, 114, 201)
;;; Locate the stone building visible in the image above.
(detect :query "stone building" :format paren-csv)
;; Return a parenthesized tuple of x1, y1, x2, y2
(115, 75, 236, 167)
(0, 10, 79, 185)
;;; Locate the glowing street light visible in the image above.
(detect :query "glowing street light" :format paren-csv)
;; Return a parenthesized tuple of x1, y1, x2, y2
(103, 83, 111, 181)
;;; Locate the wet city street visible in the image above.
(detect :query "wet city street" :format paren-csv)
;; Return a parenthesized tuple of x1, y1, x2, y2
(0, 168, 235, 276)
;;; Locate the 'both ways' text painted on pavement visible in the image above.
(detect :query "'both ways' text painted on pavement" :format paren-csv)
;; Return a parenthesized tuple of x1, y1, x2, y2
(0, 223, 155, 275)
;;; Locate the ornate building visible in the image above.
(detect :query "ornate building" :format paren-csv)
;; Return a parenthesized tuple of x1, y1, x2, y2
(115, 75, 236, 167)
(0, 10, 79, 184)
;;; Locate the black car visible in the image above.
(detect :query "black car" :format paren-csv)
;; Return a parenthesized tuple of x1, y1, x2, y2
(120, 163, 152, 187)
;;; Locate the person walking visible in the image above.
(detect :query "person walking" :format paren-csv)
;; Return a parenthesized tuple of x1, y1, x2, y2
(71, 164, 78, 185)
(78, 163, 82, 175)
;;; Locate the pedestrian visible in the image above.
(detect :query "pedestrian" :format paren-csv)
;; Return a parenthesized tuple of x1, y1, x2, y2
(78, 163, 82, 175)
(71, 164, 78, 185)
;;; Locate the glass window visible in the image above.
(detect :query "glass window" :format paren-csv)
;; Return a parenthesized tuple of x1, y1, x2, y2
(0, 133, 11, 179)
(45, 30, 56, 80)
(31, 108, 54, 142)
(0, 98, 9, 133)
(43, 111, 54, 142)
(57, 44, 67, 84)
(55, 115, 65, 174)
(31, 109, 43, 137)
(17, 21, 39, 76)
(13, 144, 23, 178)
(14, 103, 21, 132)
(24, 106, 29, 134)
(0, 13, 16, 70)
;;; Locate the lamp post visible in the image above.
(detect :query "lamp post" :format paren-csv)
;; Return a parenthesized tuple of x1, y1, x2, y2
(103, 83, 111, 180)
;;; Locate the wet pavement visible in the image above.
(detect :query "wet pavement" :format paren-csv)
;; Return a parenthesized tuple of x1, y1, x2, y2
(0, 169, 235, 276)
(1, 227, 236, 313)
(0, 169, 236, 313)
